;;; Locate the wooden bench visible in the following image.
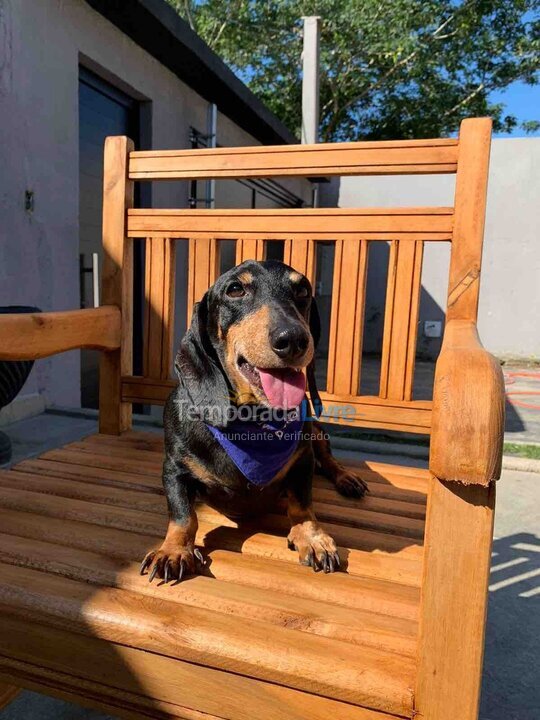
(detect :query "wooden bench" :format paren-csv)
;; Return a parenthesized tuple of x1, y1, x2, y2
(0, 118, 504, 720)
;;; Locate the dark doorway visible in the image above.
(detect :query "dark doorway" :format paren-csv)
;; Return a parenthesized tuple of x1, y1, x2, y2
(78, 67, 140, 408)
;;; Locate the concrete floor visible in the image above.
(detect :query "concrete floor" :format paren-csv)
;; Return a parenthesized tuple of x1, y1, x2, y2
(0, 412, 538, 719)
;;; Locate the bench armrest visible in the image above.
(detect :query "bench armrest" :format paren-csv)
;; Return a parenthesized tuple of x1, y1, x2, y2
(430, 320, 505, 486)
(0, 307, 121, 361)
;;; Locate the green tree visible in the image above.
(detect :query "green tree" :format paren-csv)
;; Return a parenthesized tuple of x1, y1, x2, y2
(168, 0, 540, 140)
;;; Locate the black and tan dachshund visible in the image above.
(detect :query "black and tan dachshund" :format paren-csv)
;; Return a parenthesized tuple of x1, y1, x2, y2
(141, 260, 367, 583)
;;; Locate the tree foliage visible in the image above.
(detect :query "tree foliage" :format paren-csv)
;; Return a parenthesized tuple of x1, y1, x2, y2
(168, 0, 540, 140)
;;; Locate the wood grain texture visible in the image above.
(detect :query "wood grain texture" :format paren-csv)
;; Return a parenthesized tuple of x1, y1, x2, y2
(235, 237, 266, 264)
(187, 237, 219, 322)
(0, 682, 19, 710)
(143, 238, 176, 379)
(430, 320, 505, 485)
(283, 238, 316, 283)
(0, 617, 392, 720)
(0, 307, 120, 360)
(127, 207, 453, 240)
(0, 530, 417, 657)
(128, 138, 458, 179)
(0, 566, 414, 713)
(0, 425, 426, 718)
(98, 136, 134, 435)
(326, 239, 368, 394)
(447, 118, 492, 321)
(415, 476, 495, 720)
(379, 240, 424, 401)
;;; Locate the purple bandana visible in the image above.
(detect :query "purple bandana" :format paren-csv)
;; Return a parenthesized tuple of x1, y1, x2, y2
(206, 410, 304, 487)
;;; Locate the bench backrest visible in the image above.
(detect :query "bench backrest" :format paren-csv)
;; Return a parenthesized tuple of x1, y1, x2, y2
(98, 118, 491, 436)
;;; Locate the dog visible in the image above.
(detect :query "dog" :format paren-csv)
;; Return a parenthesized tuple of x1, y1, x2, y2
(141, 260, 367, 583)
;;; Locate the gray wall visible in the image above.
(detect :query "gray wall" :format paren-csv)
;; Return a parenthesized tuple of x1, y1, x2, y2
(320, 137, 540, 360)
(0, 0, 308, 420)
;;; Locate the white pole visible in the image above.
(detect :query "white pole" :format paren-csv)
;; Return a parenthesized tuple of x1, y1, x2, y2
(301, 16, 321, 146)
(92, 252, 100, 308)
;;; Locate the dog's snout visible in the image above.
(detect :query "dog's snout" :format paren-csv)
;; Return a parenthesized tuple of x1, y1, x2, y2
(270, 325, 309, 361)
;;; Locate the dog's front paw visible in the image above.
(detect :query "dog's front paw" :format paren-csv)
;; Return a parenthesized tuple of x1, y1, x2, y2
(288, 522, 341, 573)
(334, 468, 369, 498)
(140, 545, 205, 584)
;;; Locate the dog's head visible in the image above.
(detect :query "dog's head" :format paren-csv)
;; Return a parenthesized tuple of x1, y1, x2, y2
(175, 260, 321, 425)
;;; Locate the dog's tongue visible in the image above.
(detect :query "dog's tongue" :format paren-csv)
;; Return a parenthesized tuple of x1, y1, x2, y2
(258, 368, 306, 408)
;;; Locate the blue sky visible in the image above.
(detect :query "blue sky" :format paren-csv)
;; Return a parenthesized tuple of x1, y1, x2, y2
(490, 81, 540, 137)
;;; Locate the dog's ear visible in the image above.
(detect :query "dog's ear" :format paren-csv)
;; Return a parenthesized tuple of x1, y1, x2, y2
(174, 293, 231, 426)
(307, 297, 322, 418)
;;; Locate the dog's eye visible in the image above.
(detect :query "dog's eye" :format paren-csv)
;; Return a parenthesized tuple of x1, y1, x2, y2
(226, 281, 245, 298)
(294, 285, 309, 299)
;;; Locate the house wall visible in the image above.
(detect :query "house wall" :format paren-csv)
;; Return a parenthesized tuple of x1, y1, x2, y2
(320, 137, 540, 360)
(0, 0, 309, 421)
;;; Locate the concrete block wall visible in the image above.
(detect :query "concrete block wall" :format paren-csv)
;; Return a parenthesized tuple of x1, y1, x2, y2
(320, 137, 540, 361)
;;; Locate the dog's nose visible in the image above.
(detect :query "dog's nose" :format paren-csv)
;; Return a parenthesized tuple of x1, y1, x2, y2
(270, 325, 309, 361)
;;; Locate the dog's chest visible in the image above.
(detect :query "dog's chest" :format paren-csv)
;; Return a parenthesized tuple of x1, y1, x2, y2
(198, 472, 285, 520)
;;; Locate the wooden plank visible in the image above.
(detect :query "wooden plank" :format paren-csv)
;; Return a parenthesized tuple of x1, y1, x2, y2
(0, 682, 19, 710)
(313, 473, 427, 498)
(120, 376, 432, 432)
(235, 238, 266, 265)
(99, 136, 134, 435)
(127, 207, 454, 241)
(415, 476, 495, 720)
(0, 485, 422, 586)
(0, 564, 415, 714)
(187, 237, 219, 322)
(379, 240, 424, 400)
(312, 488, 426, 520)
(13, 440, 428, 518)
(0, 472, 424, 559)
(0, 307, 120, 361)
(0, 658, 207, 720)
(128, 139, 458, 179)
(447, 118, 492, 322)
(13, 458, 161, 493)
(0, 508, 420, 620)
(0, 532, 417, 657)
(72, 431, 431, 487)
(283, 238, 317, 283)
(143, 237, 176, 379)
(0, 467, 424, 541)
(326, 239, 368, 394)
(13, 454, 427, 507)
(0, 618, 394, 720)
(42, 444, 429, 497)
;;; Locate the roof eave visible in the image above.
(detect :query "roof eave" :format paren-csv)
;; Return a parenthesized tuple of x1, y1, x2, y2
(84, 0, 297, 145)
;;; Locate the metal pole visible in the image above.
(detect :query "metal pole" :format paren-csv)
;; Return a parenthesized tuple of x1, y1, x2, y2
(206, 102, 217, 208)
(301, 16, 321, 145)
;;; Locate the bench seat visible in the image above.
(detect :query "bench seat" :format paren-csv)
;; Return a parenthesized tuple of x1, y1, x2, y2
(0, 430, 427, 719)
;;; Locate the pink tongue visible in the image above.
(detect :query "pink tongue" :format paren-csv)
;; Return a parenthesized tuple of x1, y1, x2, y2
(258, 368, 306, 408)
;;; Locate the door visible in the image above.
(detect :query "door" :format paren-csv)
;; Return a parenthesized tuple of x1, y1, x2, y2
(79, 67, 139, 408)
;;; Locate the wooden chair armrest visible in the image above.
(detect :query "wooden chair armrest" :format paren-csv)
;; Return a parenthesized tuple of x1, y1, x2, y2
(430, 319, 505, 486)
(0, 307, 121, 361)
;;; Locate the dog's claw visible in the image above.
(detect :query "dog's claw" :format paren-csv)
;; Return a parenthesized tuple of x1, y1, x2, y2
(194, 548, 205, 566)
(164, 560, 171, 584)
(334, 552, 341, 569)
(323, 551, 331, 573)
(149, 563, 159, 583)
(140, 553, 154, 575)
(178, 560, 185, 582)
